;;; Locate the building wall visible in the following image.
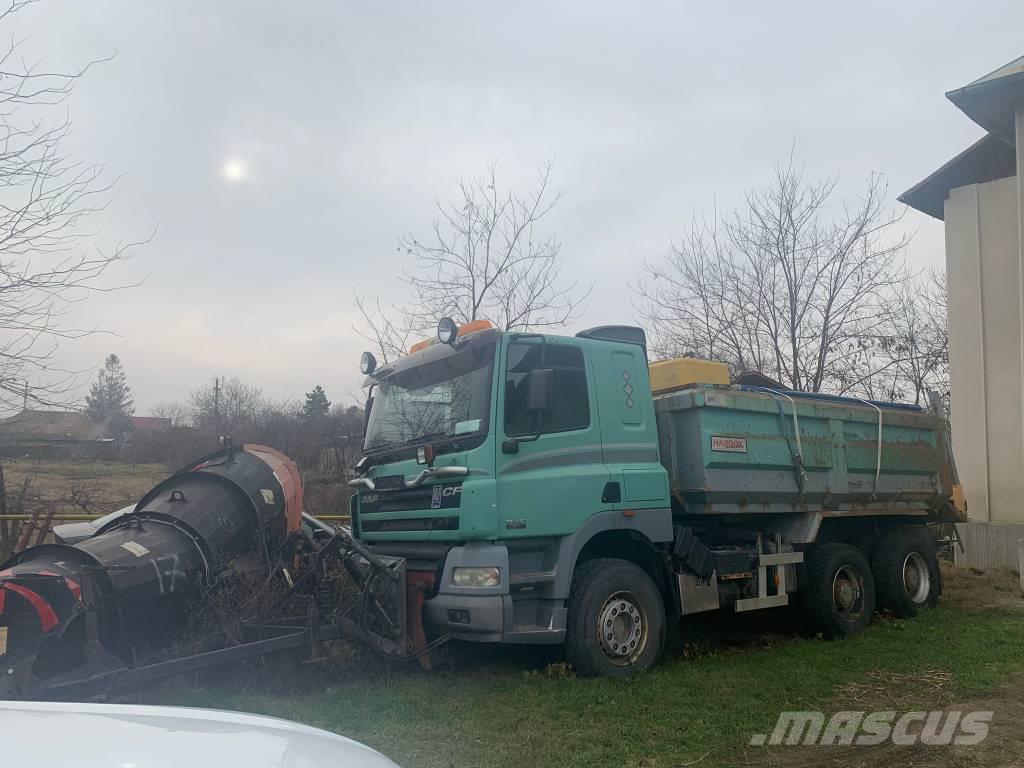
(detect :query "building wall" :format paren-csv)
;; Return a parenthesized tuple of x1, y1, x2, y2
(955, 520, 1024, 571)
(945, 176, 1024, 524)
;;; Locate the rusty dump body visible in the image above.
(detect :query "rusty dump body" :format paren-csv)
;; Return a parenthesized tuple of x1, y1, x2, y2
(0, 444, 418, 701)
(654, 384, 964, 522)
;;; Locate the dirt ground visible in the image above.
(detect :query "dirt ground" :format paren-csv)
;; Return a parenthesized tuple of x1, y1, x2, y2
(739, 563, 1024, 768)
(941, 562, 1023, 610)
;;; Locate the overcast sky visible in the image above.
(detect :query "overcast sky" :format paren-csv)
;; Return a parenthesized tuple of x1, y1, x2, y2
(17, 1, 1024, 413)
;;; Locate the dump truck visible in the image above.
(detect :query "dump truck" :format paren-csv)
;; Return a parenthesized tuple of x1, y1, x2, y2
(350, 319, 964, 676)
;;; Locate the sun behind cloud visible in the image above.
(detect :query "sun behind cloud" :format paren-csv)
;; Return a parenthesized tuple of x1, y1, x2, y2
(221, 157, 248, 182)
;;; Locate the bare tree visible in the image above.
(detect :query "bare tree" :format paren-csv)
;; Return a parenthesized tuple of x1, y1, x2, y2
(149, 401, 190, 427)
(635, 158, 909, 394)
(189, 377, 263, 435)
(865, 268, 948, 405)
(351, 294, 417, 364)
(0, 2, 141, 411)
(354, 162, 590, 360)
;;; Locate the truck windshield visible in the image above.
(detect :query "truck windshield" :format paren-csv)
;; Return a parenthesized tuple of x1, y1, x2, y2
(364, 342, 495, 453)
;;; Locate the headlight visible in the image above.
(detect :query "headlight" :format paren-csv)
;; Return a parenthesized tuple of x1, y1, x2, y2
(452, 567, 501, 588)
(437, 317, 458, 345)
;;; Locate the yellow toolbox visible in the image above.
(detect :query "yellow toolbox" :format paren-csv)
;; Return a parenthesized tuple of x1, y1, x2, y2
(649, 357, 729, 394)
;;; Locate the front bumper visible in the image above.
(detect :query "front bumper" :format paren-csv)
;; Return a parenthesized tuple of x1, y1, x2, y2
(420, 542, 566, 644)
(423, 592, 510, 642)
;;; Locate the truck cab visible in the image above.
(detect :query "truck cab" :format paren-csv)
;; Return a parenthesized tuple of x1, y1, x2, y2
(351, 321, 674, 671)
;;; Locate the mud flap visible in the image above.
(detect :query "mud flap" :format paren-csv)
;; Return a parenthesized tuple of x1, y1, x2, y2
(405, 571, 435, 670)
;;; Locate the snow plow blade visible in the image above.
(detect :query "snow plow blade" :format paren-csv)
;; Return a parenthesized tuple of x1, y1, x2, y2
(0, 444, 432, 701)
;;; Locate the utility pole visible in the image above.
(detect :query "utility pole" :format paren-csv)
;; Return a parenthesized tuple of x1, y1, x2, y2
(22, 381, 27, 412)
(213, 376, 221, 429)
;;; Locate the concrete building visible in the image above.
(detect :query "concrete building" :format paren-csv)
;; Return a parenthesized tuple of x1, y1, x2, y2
(901, 55, 1024, 570)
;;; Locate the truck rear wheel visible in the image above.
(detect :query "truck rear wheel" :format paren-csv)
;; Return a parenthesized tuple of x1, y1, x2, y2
(800, 543, 876, 639)
(565, 558, 665, 678)
(872, 528, 940, 617)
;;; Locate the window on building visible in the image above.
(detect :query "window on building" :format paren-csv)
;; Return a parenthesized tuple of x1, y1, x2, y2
(504, 342, 590, 436)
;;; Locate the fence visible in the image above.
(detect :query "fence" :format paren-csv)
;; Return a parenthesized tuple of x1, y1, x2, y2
(954, 521, 1024, 572)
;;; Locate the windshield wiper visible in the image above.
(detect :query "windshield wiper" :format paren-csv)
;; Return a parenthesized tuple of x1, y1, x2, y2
(364, 440, 399, 454)
(403, 431, 451, 446)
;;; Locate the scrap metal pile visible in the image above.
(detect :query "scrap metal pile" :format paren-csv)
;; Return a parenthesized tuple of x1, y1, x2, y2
(0, 445, 426, 700)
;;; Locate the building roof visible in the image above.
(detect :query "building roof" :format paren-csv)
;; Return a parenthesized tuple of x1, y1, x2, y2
(130, 416, 172, 431)
(898, 134, 1016, 220)
(947, 54, 1024, 141)
(901, 54, 1024, 221)
(0, 410, 109, 443)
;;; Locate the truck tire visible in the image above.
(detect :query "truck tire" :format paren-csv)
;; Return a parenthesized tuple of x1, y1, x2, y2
(565, 558, 666, 678)
(872, 528, 940, 617)
(800, 543, 876, 639)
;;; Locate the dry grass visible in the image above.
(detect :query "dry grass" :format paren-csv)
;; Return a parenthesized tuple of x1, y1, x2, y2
(0, 459, 169, 558)
(2, 458, 167, 506)
(941, 561, 1023, 610)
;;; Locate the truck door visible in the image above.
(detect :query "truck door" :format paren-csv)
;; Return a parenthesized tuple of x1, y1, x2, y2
(495, 337, 612, 538)
(589, 344, 669, 510)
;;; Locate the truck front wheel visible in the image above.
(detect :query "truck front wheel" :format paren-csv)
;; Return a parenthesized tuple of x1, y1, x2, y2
(565, 558, 666, 677)
(872, 528, 940, 617)
(800, 543, 876, 639)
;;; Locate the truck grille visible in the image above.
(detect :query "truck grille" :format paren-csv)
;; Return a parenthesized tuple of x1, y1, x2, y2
(360, 516, 458, 533)
(359, 482, 463, 514)
(373, 474, 405, 491)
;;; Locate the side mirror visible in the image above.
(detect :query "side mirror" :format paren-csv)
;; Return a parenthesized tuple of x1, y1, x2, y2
(526, 367, 552, 414)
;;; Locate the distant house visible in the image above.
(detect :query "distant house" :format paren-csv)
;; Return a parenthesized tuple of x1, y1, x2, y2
(130, 416, 172, 432)
(0, 410, 115, 459)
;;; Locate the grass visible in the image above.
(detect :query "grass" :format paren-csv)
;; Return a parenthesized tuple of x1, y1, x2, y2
(140, 600, 1024, 768)
(3, 458, 167, 491)
(12, 460, 1020, 766)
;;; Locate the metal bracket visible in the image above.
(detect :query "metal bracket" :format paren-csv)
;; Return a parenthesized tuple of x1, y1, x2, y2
(734, 535, 803, 613)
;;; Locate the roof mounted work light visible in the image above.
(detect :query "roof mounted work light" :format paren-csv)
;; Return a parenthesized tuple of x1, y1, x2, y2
(437, 317, 458, 345)
(360, 351, 377, 375)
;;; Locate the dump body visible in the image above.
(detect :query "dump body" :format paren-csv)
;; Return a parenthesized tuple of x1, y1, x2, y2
(655, 384, 958, 519)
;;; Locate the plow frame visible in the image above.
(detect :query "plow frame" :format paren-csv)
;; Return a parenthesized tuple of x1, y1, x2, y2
(2, 527, 440, 702)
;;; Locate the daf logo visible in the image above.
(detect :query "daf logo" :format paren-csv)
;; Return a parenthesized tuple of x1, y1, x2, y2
(431, 484, 462, 509)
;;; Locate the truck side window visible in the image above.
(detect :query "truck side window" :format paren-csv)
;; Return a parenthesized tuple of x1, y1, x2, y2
(505, 343, 590, 436)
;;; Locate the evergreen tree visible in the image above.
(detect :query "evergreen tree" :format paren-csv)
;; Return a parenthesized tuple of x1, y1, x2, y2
(85, 354, 135, 421)
(302, 385, 330, 419)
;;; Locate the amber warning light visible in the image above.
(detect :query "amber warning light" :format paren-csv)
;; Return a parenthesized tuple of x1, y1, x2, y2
(408, 318, 493, 354)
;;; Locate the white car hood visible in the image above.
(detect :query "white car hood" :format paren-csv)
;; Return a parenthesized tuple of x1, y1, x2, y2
(0, 701, 400, 768)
